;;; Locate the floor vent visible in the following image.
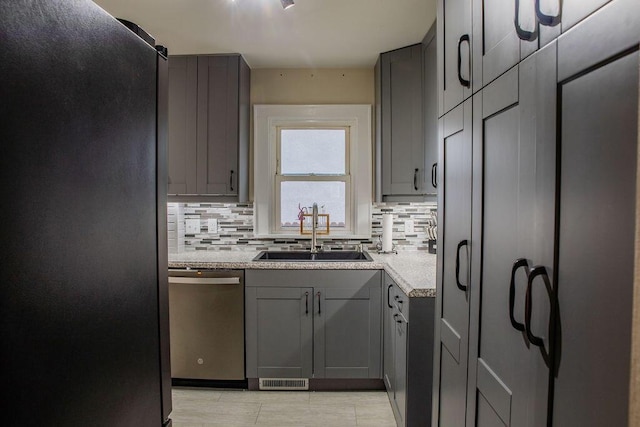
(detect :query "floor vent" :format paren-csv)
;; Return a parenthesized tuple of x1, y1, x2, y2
(259, 378, 309, 390)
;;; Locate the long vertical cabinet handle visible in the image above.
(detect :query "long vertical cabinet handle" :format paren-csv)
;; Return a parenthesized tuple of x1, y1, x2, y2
(525, 266, 555, 361)
(387, 284, 394, 308)
(305, 291, 309, 315)
(535, 0, 561, 26)
(317, 291, 321, 315)
(414, 168, 419, 191)
(455, 240, 469, 291)
(457, 34, 471, 88)
(229, 170, 234, 191)
(431, 163, 438, 189)
(514, 0, 538, 41)
(509, 258, 529, 331)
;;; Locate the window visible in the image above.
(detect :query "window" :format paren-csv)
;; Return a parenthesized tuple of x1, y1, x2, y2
(254, 105, 372, 237)
(276, 128, 350, 232)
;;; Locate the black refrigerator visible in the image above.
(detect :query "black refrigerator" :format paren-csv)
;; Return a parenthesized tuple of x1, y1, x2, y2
(0, 1, 172, 426)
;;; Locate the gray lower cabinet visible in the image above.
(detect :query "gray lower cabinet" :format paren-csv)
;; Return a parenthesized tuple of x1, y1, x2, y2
(245, 270, 382, 380)
(167, 54, 249, 200)
(384, 274, 435, 427)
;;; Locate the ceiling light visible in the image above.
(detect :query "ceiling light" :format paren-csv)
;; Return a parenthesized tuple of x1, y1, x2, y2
(280, 0, 294, 9)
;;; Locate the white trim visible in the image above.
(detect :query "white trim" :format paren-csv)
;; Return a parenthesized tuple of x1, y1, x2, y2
(254, 104, 372, 238)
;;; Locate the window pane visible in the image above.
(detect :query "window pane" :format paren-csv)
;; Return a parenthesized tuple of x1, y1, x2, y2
(280, 181, 346, 228)
(280, 129, 346, 174)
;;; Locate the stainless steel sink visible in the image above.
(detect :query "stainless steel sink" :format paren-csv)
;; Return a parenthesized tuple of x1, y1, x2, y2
(252, 250, 373, 262)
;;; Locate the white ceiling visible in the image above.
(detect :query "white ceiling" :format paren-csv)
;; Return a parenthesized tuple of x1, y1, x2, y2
(93, 0, 437, 69)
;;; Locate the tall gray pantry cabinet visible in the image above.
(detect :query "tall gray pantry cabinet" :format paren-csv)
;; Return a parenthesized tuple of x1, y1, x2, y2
(433, 0, 640, 426)
(168, 54, 250, 200)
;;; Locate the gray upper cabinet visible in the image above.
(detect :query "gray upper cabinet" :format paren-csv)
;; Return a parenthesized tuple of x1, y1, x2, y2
(376, 22, 439, 201)
(245, 270, 382, 381)
(422, 25, 439, 194)
(168, 54, 249, 200)
(472, 0, 539, 91)
(378, 44, 427, 199)
(437, 0, 473, 116)
(167, 56, 197, 194)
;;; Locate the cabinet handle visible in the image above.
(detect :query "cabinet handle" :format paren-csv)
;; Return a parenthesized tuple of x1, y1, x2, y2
(305, 291, 309, 315)
(457, 34, 471, 88)
(229, 170, 234, 192)
(431, 163, 438, 189)
(414, 168, 419, 191)
(514, 0, 538, 41)
(455, 240, 469, 291)
(509, 258, 529, 332)
(525, 266, 555, 367)
(317, 291, 321, 315)
(387, 284, 393, 308)
(535, 0, 560, 27)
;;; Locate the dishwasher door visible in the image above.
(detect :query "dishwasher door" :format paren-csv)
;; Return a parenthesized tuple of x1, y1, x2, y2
(168, 269, 244, 380)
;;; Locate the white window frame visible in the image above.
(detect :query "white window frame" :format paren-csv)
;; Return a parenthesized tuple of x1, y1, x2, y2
(254, 105, 372, 238)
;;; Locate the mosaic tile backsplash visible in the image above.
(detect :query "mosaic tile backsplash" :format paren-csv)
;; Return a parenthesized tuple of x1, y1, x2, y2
(168, 202, 437, 253)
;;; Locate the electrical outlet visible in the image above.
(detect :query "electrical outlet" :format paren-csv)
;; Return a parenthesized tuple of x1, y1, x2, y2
(405, 219, 415, 234)
(208, 219, 218, 234)
(185, 219, 201, 234)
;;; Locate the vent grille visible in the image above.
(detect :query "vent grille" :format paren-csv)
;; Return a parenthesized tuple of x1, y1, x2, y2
(259, 378, 309, 390)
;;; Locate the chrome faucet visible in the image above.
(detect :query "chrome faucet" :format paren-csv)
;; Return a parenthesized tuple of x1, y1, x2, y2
(310, 202, 321, 253)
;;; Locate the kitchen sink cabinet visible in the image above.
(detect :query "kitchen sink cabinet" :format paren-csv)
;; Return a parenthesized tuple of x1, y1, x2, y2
(245, 270, 382, 381)
(167, 54, 249, 201)
(167, 56, 197, 194)
(384, 274, 435, 427)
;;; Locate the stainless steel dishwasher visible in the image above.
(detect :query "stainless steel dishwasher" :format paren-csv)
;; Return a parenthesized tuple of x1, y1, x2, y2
(168, 269, 244, 381)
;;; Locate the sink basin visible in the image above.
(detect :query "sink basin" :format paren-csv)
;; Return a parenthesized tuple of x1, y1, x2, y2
(252, 251, 373, 262)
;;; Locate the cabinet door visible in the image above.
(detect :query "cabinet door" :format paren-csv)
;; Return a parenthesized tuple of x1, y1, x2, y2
(468, 42, 556, 427)
(438, 0, 473, 116)
(314, 282, 382, 379)
(552, 3, 638, 425)
(472, 0, 537, 90)
(383, 277, 396, 393)
(167, 56, 197, 194)
(245, 287, 313, 378)
(381, 44, 425, 196)
(423, 27, 439, 194)
(196, 55, 239, 196)
(394, 312, 408, 427)
(433, 99, 472, 427)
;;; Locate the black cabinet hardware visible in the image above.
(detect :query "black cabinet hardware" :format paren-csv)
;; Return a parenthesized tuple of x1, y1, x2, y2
(457, 35, 471, 88)
(455, 240, 469, 291)
(509, 258, 529, 331)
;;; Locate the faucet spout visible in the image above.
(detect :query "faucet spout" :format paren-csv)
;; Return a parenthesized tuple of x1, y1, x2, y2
(310, 202, 319, 253)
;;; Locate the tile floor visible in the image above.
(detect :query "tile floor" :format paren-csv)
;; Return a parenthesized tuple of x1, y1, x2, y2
(171, 387, 397, 427)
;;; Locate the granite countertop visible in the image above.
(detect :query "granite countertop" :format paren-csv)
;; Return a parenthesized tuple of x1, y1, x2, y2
(168, 251, 436, 298)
